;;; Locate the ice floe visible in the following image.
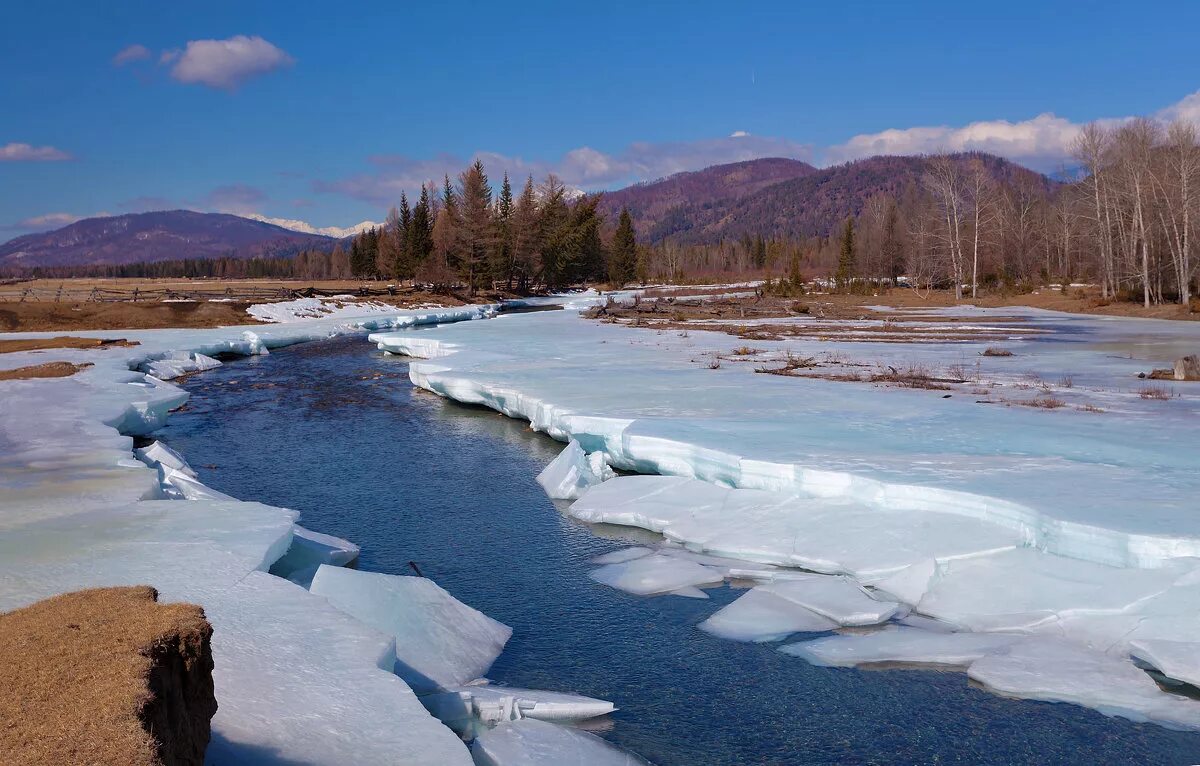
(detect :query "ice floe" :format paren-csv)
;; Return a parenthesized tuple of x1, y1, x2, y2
(309, 565, 512, 692)
(781, 625, 1019, 667)
(590, 552, 724, 596)
(424, 684, 615, 732)
(537, 439, 614, 500)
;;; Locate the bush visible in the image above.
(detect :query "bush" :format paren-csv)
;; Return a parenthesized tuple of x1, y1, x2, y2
(981, 347, 1014, 357)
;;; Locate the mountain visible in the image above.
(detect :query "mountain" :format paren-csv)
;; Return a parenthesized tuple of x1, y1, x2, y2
(598, 157, 817, 239)
(242, 213, 382, 239)
(601, 154, 1054, 245)
(0, 210, 337, 269)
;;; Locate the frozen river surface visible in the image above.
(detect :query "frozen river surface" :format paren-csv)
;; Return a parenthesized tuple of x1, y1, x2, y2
(161, 334, 1200, 765)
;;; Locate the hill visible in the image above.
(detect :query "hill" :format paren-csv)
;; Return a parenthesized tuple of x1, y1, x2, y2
(601, 154, 1054, 244)
(0, 210, 336, 269)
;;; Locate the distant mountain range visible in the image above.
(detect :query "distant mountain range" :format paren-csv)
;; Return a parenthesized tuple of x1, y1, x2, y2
(2, 154, 1055, 270)
(598, 154, 1055, 244)
(0, 210, 336, 269)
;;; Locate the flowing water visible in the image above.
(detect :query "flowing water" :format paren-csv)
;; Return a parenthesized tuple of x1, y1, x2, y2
(159, 333, 1200, 766)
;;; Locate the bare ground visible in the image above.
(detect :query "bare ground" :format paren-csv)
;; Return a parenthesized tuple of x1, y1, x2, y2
(0, 586, 216, 766)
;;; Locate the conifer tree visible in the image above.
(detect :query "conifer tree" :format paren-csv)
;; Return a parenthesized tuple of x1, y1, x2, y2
(836, 216, 856, 289)
(494, 173, 514, 288)
(609, 207, 638, 286)
(410, 185, 433, 272)
(397, 192, 413, 279)
(457, 159, 495, 294)
(510, 175, 540, 291)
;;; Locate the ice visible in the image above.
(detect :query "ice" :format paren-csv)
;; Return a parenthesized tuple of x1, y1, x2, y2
(206, 571, 471, 765)
(570, 476, 1021, 578)
(423, 684, 615, 731)
(135, 439, 196, 477)
(590, 547, 654, 564)
(700, 586, 838, 642)
(309, 565, 512, 692)
(1129, 639, 1200, 688)
(367, 304, 1200, 726)
(471, 718, 645, 766)
(537, 439, 614, 500)
(967, 638, 1200, 731)
(0, 303, 516, 762)
(270, 524, 361, 586)
(781, 626, 1019, 667)
(590, 553, 723, 597)
(917, 548, 1187, 632)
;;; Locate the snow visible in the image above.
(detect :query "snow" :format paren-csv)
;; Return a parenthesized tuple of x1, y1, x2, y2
(471, 718, 645, 766)
(0, 303, 512, 763)
(309, 565, 512, 693)
(589, 552, 723, 596)
(368, 303, 1200, 729)
(248, 295, 418, 323)
(536, 438, 613, 500)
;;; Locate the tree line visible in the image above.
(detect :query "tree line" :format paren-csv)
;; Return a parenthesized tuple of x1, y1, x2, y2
(344, 161, 638, 292)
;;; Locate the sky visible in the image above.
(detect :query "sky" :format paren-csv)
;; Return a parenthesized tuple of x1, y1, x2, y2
(3, 0, 1200, 237)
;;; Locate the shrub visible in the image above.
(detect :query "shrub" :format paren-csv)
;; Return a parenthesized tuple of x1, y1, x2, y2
(982, 347, 1014, 357)
(1139, 386, 1171, 400)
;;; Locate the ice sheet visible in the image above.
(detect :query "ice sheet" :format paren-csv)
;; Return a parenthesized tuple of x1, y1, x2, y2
(309, 565, 512, 692)
(423, 684, 615, 731)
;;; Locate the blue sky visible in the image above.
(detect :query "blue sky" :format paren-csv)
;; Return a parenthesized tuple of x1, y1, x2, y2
(3, 0, 1200, 236)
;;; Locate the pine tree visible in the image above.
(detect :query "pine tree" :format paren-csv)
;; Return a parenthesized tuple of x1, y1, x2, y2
(609, 207, 638, 286)
(836, 216, 856, 290)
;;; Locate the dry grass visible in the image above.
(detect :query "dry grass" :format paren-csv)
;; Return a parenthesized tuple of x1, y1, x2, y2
(1139, 386, 1172, 400)
(0, 336, 138, 354)
(731, 346, 760, 356)
(0, 361, 93, 381)
(0, 586, 215, 766)
(1017, 394, 1067, 409)
(981, 347, 1015, 357)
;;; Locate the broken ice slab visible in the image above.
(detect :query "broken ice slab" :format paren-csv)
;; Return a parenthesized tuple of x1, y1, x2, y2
(134, 439, 196, 477)
(700, 586, 838, 642)
(309, 565, 512, 692)
(1129, 639, 1200, 689)
(423, 684, 615, 733)
(537, 439, 614, 500)
(471, 718, 646, 766)
(968, 637, 1200, 731)
(589, 553, 723, 596)
(270, 524, 361, 587)
(762, 576, 903, 626)
(917, 548, 1189, 632)
(781, 625, 1019, 668)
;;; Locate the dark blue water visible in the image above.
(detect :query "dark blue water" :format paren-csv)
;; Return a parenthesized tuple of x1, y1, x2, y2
(159, 334, 1200, 766)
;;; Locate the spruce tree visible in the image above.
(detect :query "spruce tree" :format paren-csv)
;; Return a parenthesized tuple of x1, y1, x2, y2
(410, 185, 433, 272)
(397, 192, 413, 279)
(836, 216, 856, 290)
(494, 172, 514, 288)
(457, 159, 494, 294)
(609, 207, 638, 287)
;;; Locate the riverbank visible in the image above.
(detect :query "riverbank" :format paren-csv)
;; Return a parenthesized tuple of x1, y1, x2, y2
(370, 302, 1200, 732)
(0, 305, 505, 764)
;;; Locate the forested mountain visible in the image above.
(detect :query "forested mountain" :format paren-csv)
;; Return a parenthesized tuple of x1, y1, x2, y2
(602, 154, 1054, 244)
(0, 210, 335, 268)
(597, 157, 817, 238)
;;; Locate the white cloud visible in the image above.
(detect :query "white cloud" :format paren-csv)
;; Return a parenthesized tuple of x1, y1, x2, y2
(168, 35, 293, 89)
(0, 142, 72, 162)
(826, 113, 1085, 170)
(318, 134, 814, 204)
(6, 212, 82, 231)
(204, 184, 268, 214)
(112, 44, 151, 66)
(243, 213, 380, 239)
